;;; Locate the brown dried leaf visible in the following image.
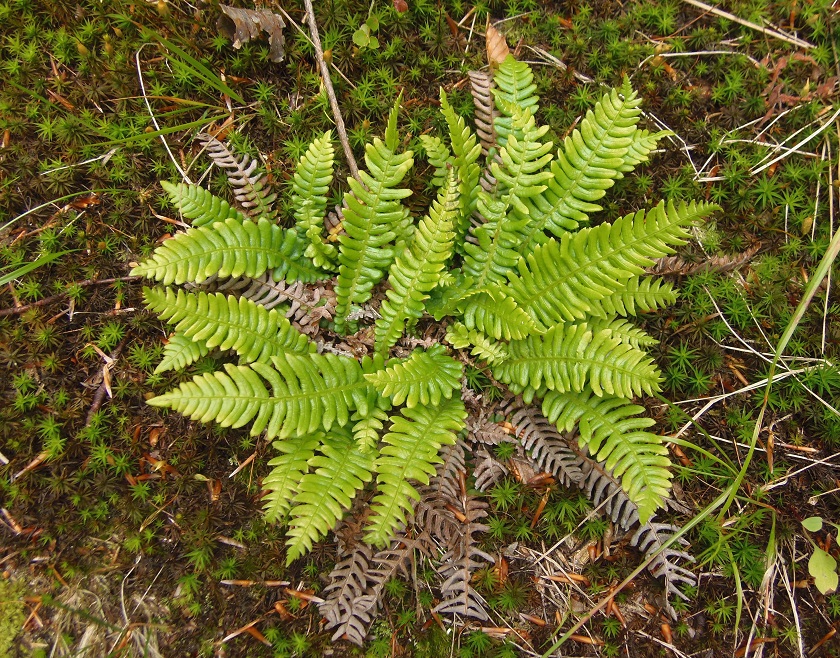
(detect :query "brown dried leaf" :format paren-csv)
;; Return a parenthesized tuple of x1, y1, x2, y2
(649, 243, 761, 276)
(485, 24, 509, 69)
(218, 5, 286, 63)
(393, 0, 409, 12)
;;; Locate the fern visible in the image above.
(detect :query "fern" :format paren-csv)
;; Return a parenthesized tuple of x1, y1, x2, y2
(457, 283, 540, 341)
(365, 396, 466, 547)
(418, 135, 451, 188)
(439, 89, 482, 239)
(161, 181, 247, 227)
(492, 55, 539, 148)
(463, 105, 553, 286)
(334, 101, 414, 330)
(542, 389, 671, 522)
(507, 200, 718, 327)
(285, 428, 374, 563)
(365, 344, 463, 408)
(155, 332, 210, 374)
(494, 322, 662, 400)
(292, 131, 337, 269)
(444, 322, 508, 364)
(262, 434, 321, 523)
(518, 78, 647, 248)
(148, 353, 370, 439)
(199, 133, 278, 221)
(137, 50, 713, 594)
(373, 173, 457, 353)
(143, 288, 314, 363)
(595, 276, 678, 317)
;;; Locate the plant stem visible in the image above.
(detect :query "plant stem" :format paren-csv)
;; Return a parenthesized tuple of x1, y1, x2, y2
(0, 276, 141, 317)
(302, 0, 360, 181)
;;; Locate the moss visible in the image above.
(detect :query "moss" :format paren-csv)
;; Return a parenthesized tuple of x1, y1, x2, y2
(0, 578, 26, 658)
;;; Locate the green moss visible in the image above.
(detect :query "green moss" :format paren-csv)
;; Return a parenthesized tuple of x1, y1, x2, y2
(0, 578, 26, 658)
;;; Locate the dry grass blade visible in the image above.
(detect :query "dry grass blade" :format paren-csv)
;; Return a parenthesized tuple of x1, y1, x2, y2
(217, 5, 286, 63)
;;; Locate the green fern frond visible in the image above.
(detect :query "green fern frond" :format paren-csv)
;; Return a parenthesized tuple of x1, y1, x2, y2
(445, 321, 508, 364)
(493, 322, 662, 399)
(334, 101, 414, 330)
(161, 181, 247, 227)
(462, 191, 526, 286)
(507, 200, 718, 327)
(365, 344, 463, 408)
(490, 106, 554, 215)
(619, 129, 671, 173)
(143, 287, 314, 364)
(518, 78, 645, 248)
(458, 283, 541, 340)
(292, 131, 336, 269)
(131, 217, 290, 285)
(374, 173, 458, 353)
(365, 396, 467, 547)
(418, 135, 452, 188)
(439, 89, 482, 238)
(292, 131, 334, 232)
(463, 105, 554, 286)
(493, 55, 539, 148)
(263, 434, 322, 523)
(351, 405, 389, 452)
(425, 271, 475, 320)
(286, 427, 374, 563)
(588, 317, 658, 349)
(594, 276, 678, 317)
(272, 230, 330, 283)
(542, 389, 671, 522)
(155, 332, 210, 374)
(148, 354, 370, 439)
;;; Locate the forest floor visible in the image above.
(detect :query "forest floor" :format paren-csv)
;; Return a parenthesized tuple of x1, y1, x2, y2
(1, 0, 840, 656)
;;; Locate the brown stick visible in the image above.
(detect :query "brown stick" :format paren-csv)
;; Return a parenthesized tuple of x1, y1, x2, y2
(0, 275, 141, 317)
(85, 336, 129, 425)
(302, 0, 359, 181)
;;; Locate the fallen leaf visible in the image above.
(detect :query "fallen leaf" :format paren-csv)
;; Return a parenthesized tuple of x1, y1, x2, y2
(485, 24, 509, 69)
(217, 5, 286, 63)
(393, 0, 408, 11)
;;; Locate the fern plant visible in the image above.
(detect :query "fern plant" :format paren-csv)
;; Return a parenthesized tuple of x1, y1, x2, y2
(132, 51, 716, 635)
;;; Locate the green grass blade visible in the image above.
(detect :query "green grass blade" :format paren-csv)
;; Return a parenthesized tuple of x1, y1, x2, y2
(0, 250, 75, 286)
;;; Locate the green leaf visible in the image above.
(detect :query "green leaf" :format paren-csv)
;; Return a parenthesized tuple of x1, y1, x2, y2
(365, 397, 467, 547)
(143, 287, 315, 365)
(374, 172, 457, 353)
(809, 547, 839, 594)
(352, 26, 370, 47)
(285, 428, 374, 563)
(802, 517, 824, 532)
(161, 181, 247, 227)
(334, 99, 414, 330)
(365, 344, 463, 408)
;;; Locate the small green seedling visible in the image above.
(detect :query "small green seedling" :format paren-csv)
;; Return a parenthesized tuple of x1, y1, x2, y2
(353, 16, 379, 50)
(802, 517, 839, 594)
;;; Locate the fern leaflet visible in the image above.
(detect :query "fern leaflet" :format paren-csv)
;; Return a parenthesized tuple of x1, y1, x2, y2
(292, 131, 337, 269)
(365, 396, 467, 547)
(365, 344, 463, 408)
(155, 332, 210, 374)
(374, 173, 457, 353)
(143, 287, 314, 364)
(507, 200, 718, 327)
(286, 428, 374, 563)
(493, 322, 661, 399)
(334, 101, 414, 330)
(263, 434, 321, 523)
(148, 353, 370, 439)
(542, 389, 671, 522)
(161, 181, 247, 227)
